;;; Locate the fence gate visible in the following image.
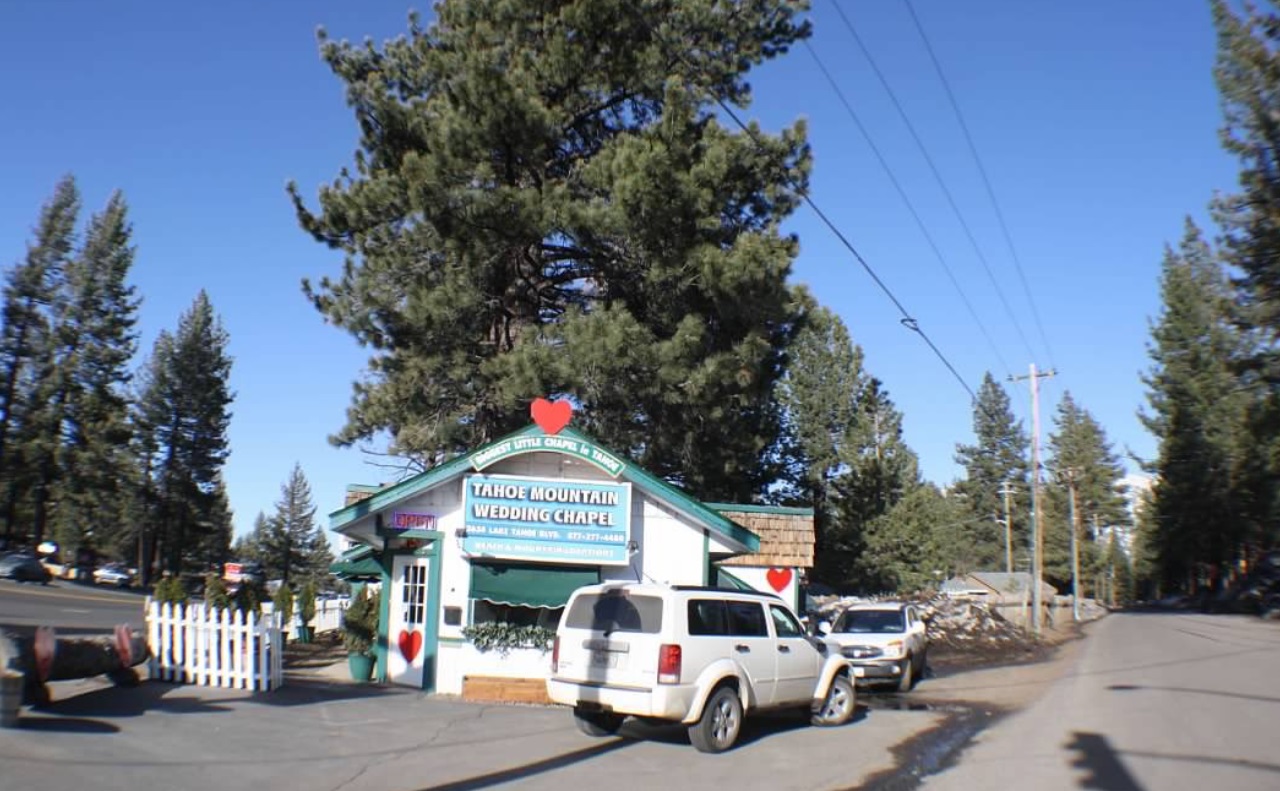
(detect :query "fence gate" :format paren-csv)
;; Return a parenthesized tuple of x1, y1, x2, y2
(146, 599, 284, 690)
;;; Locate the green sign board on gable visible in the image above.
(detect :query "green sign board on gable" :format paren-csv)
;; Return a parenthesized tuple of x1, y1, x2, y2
(469, 434, 627, 478)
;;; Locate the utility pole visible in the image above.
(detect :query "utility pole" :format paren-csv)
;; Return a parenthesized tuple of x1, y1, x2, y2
(1010, 363, 1055, 635)
(1067, 471, 1081, 622)
(999, 480, 1016, 574)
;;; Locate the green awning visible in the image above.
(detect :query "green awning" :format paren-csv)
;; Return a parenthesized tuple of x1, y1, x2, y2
(470, 562, 600, 609)
(715, 567, 756, 591)
(331, 545, 381, 580)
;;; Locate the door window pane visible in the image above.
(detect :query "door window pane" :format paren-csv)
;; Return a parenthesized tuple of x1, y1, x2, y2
(726, 601, 767, 637)
(769, 605, 803, 638)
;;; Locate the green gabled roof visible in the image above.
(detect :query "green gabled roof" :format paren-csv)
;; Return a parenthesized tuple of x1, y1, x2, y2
(705, 502, 815, 516)
(328, 423, 760, 553)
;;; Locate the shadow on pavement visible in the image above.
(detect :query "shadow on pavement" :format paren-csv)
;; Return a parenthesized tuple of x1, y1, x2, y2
(35, 682, 237, 718)
(1108, 683, 1280, 705)
(1065, 731, 1144, 791)
(414, 739, 634, 791)
(15, 716, 120, 733)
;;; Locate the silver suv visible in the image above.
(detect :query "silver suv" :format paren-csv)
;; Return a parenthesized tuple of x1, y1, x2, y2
(547, 582, 859, 753)
(820, 602, 928, 692)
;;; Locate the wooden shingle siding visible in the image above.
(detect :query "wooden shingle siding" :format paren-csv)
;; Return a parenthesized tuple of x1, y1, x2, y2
(715, 511, 815, 569)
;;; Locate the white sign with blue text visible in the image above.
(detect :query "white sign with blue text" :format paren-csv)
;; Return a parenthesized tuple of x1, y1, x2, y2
(462, 474, 632, 565)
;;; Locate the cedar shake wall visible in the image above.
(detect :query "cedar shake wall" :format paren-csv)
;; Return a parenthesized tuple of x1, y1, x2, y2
(715, 511, 815, 569)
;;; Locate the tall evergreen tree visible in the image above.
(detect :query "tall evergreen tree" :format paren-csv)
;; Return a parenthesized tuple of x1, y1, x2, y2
(953, 373, 1030, 572)
(1139, 221, 1244, 592)
(1209, 0, 1280, 558)
(51, 192, 141, 555)
(0, 177, 78, 547)
(134, 292, 234, 578)
(1043, 392, 1129, 594)
(262, 463, 319, 584)
(838, 377, 921, 588)
(860, 483, 964, 594)
(777, 304, 863, 574)
(290, 0, 810, 501)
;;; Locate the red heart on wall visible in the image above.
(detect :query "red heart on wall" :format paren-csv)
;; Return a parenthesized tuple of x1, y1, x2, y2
(398, 629, 423, 663)
(766, 568, 793, 593)
(531, 398, 573, 435)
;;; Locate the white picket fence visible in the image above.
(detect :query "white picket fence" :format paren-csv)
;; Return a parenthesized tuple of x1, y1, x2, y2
(261, 596, 350, 635)
(146, 599, 284, 691)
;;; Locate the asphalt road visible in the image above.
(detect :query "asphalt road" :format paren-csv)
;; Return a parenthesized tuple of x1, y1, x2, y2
(2, 607, 1276, 790)
(923, 611, 1280, 790)
(0, 578, 148, 634)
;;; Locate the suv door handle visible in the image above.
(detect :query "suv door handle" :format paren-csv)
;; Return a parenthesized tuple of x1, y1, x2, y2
(734, 644, 750, 653)
(778, 645, 791, 654)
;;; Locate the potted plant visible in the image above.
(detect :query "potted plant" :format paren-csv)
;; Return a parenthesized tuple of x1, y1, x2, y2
(341, 587, 379, 682)
(272, 584, 294, 643)
(297, 579, 317, 644)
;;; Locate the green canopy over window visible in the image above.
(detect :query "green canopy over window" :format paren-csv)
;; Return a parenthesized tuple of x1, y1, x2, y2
(469, 563, 600, 609)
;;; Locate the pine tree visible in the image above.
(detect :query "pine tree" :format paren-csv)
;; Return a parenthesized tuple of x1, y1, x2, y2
(134, 292, 234, 577)
(290, 0, 810, 501)
(860, 483, 963, 594)
(51, 191, 141, 556)
(777, 304, 863, 576)
(0, 177, 78, 547)
(838, 377, 921, 588)
(1043, 392, 1129, 594)
(953, 373, 1030, 572)
(1139, 222, 1244, 593)
(262, 463, 319, 585)
(1209, 0, 1280, 558)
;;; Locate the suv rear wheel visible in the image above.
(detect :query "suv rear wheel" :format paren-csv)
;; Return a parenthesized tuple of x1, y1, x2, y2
(688, 686, 743, 753)
(573, 707, 625, 736)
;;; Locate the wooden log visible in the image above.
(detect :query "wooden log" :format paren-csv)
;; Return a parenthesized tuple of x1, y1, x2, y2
(0, 625, 150, 706)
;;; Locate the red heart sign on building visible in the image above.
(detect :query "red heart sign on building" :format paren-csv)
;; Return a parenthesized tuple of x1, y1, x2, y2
(531, 397, 573, 435)
(766, 567, 792, 593)
(398, 629, 423, 663)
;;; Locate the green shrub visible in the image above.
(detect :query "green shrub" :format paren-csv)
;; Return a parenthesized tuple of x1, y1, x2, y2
(204, 573, 230, 610)
(342, 588, 379, 657)
(273, 584, 294, 626)
(298, 579, 317, 627)
(233, 580, 263, 615)
(154, 576, 188, 604)
(461, 622, 555, 655)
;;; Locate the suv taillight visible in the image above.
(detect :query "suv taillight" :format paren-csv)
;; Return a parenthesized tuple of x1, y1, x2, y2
(657, 644, 682, 684)
(551, 636, 560, 672)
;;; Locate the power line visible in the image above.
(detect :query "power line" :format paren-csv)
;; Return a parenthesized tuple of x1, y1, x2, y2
(801, 38, 1013, 380)
(825, 0, 1038, 363)
(624, 6, 981, 406)
(902, 0, 1058, 369)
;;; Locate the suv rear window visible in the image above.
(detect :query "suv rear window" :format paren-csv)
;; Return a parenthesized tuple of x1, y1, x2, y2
(565, 592, 664, 634)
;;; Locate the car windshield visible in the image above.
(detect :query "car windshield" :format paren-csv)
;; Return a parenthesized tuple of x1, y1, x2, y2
(834, 609, 905, 633)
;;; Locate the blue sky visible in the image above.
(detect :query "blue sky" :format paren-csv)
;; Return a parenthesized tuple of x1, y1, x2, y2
(0, 0, 1236, 540)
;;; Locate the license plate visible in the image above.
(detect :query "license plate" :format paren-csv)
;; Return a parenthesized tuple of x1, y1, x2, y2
(590, 650, 618, 669)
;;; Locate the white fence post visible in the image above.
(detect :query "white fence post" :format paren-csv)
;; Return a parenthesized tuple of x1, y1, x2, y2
(144, 599, 284, 691)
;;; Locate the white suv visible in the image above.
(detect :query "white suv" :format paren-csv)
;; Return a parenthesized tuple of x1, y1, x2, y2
(547, 582, 858, 753)
(820, 602, 928, 692)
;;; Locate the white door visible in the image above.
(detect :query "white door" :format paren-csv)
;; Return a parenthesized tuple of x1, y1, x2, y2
(769, 604, 821, 705)
(388, 555, 431, 687)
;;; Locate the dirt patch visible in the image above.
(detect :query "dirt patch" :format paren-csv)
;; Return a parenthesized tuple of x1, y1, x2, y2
(282, 630, 345, 669)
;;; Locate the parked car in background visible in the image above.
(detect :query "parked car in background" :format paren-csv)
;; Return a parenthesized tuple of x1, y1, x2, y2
(93, 562, 134, 588)
(548, 582, 859, 753)
(0, 553, 52, 584)
(821, 602, 928, 692)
